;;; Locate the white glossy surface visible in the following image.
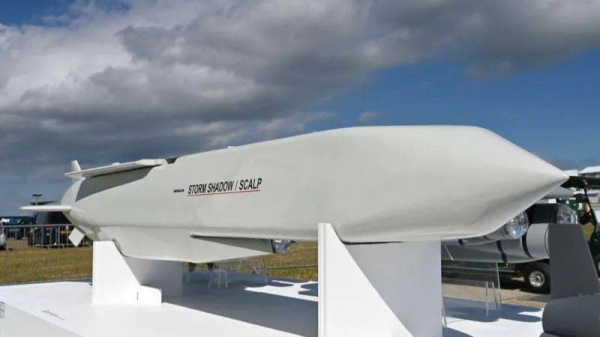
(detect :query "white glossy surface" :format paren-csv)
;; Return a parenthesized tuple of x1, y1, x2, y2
(0, 279, 543, 337)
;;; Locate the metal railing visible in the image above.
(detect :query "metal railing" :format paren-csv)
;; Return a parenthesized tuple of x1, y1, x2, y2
(0, 225, 319, 286)
(0, 225, 512, 293)
(0, 224, 92, 285)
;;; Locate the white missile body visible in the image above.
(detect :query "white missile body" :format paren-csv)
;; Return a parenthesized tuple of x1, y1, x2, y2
(22, 126, 567, 263)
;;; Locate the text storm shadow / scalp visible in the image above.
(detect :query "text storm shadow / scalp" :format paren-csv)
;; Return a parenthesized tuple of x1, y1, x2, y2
(187, 178, 262, 196)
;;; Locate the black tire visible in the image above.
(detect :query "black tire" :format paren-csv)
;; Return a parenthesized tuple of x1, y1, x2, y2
(524, 262, 551, 294)
(594, 255, 600, 276)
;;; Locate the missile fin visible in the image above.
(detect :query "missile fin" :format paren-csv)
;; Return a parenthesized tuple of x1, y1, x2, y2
(65, 159, 167, 179)
(68, 227, 86, 247)
(70, 160, 81, 172)
(19, 205, 72, 213)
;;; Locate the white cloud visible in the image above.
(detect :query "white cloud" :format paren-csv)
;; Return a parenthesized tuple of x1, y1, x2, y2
(1, 0, 600, 211)
(357, 111, 381, 124)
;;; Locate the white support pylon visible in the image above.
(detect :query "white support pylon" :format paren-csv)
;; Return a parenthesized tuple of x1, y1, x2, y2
(318, 223, 414, 337)
(92, 241, 183, 305)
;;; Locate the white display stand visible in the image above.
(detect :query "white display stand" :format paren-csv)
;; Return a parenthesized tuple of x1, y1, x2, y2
(318, 223, 442, 337)
(0, 234, 543, 337)
(0, 278, 545, 337)
(92, 225, 442, 335)
(0, 235, 544, 337)
(92, 241, 183, 305)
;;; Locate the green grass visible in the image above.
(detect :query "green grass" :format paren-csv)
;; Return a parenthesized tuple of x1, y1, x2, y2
(262, 241, 318, 280)
(0, 239, 92, 284)
(0, 239, 318, 285)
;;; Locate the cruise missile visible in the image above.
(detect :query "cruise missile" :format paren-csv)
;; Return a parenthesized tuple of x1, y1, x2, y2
(21, 126, 567, 263)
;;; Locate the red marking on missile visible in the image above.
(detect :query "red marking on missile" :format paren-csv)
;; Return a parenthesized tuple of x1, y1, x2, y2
(187, 190, 261, 197)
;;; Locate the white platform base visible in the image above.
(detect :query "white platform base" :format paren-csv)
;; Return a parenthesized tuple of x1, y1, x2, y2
(91, 224, 442, 335)
(92, 241, 183, 305)
(0, 278, 543, 337)
(0, 228, 542, 336)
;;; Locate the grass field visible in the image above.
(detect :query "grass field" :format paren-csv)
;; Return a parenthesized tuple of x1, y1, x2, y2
(2, 216, 598, 286)
(0, 238, 317, 285)
(253, 241, 318, 280)
(0, 239, 93, 284)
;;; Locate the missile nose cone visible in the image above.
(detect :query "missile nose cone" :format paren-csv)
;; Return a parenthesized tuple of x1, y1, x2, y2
(434, 127, 569, 239)
(334, 126, 570, 242)
(475, 127, 568, 194)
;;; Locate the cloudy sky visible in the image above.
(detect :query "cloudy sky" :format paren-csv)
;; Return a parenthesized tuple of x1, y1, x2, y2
(1, 0, 600, 214)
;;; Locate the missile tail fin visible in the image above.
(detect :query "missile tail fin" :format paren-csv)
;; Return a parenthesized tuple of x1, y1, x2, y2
(70, 160, 81, 172)
(65, 159, 167, 179)
(19, 205, 72, 213)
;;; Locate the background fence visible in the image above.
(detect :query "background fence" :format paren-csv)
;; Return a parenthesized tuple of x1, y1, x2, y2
(0, 224, 504, 291)
(0, 224, 92, 285)
(0, 224, 318, 285)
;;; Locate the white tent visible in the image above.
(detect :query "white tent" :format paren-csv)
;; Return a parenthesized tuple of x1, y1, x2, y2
(580, 166, 600, 175)
(563, 169, 579, 176)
